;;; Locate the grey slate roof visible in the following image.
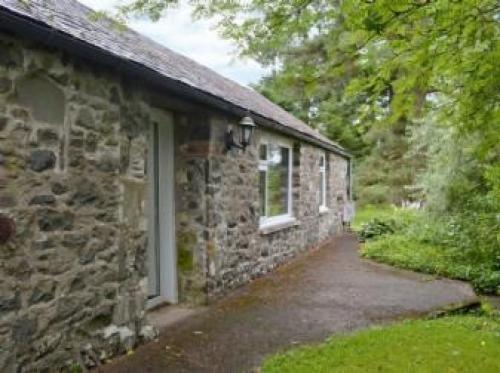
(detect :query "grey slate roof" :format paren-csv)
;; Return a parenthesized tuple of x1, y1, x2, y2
(0, 0, 347, 154)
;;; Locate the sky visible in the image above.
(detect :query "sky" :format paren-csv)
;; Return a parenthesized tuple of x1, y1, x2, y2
(79, 0, 268, 87)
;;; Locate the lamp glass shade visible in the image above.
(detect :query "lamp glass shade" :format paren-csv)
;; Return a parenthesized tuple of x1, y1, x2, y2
(239, 116, 256, 146)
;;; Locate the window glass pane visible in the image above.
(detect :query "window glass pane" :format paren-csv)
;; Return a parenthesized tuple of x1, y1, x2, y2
(320, 156, 324, 168)
(259, 144, 267, 161)
(319, 171, 325, 206)
(259, 170, 267, 216)
(267, 144, 289, 217)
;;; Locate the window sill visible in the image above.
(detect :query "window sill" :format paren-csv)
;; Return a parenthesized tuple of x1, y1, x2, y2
(259, 217, 299, 235)
(319, 206, 329, 215)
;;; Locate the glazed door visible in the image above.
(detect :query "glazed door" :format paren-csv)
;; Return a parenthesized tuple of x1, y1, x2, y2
(147, 109, 177, 307)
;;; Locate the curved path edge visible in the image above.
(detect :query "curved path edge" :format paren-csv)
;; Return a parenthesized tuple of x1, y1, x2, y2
(99, 234, 478, 373)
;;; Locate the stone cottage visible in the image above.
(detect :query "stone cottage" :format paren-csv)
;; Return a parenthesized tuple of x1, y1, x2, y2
(0, 0, 352, 370)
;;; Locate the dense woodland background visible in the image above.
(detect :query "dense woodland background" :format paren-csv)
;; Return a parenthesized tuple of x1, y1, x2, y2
(120, 0, 499, 293)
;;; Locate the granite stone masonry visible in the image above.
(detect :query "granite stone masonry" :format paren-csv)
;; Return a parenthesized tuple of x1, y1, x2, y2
(0, 12, 350, 372)
(0, 32, 155, 371)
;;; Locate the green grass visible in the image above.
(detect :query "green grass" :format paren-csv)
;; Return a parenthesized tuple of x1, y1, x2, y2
(262, 316, 500, 373)
(352, 204, 419, 232)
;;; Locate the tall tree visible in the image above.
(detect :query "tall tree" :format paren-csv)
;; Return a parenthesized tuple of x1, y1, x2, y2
(253, 33, 369, 158)
(118, 1, 496, 126)
(119, 0, 499, 206)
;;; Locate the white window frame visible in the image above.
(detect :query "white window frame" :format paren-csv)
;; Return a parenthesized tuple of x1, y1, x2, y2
(319, 152, 328, 213)
(259, 134, 294, 228)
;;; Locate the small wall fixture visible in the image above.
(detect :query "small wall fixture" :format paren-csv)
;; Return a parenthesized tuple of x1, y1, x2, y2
(225, 115, 256, 151)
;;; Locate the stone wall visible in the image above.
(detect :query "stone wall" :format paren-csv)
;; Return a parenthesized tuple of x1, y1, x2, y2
(0, 31, 156, 371)
(173, 113, 213, 304)
(197, 120, 349, 297)
(0, 28, 349, 371)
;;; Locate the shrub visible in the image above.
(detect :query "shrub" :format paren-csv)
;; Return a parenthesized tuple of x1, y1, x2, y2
(357, 218, 397, 242)
(355, 206, 418, 242)
(362, 234, 500, 294)
(355, 205, 500, 294)
(352, 204, 395, 230)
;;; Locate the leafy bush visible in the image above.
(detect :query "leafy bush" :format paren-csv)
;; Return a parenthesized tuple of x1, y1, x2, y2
(362, 234, 500, 294)
(356, 203, 500, 294)
(406, 210, 499, 270)
(352, 204, 395, 230)
(357, 218, 397, 242)
(354, 205, 419, 242)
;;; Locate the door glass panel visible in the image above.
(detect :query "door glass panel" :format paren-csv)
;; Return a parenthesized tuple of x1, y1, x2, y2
(147, 110, 177, 304)
(148, 121, 161, 298)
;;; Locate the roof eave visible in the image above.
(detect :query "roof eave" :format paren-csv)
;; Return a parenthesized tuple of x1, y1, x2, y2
(0, 6, 351, 158)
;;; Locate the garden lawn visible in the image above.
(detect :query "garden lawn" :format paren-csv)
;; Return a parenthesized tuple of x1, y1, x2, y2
(262, 316, 500, 373)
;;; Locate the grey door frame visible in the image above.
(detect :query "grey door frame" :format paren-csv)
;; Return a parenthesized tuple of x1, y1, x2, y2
(146, 108, 177, 308)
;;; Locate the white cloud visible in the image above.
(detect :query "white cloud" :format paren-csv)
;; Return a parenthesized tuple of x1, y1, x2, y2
(79, 0, 268, 86)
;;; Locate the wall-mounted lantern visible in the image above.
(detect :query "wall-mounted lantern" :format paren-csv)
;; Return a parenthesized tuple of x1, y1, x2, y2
(225, 115, 256, 151)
